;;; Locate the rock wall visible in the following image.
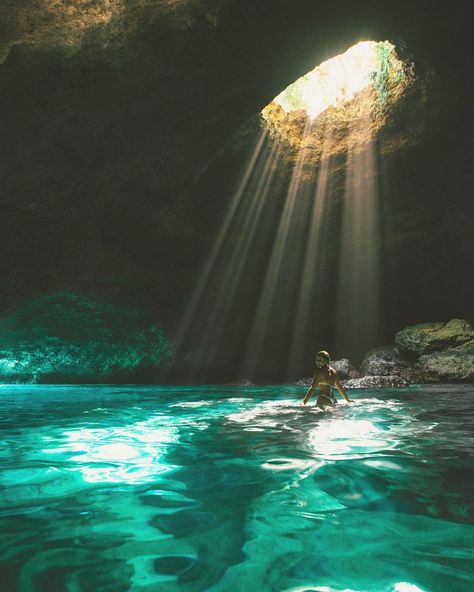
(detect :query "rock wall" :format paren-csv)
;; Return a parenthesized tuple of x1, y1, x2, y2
(296, 319, 473, 388)
(351, 319, 474, 386)
(0, 2, 473, 381)
(0, 292, 173, 383)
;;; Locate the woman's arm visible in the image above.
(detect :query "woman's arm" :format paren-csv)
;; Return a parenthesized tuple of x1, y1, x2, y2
(334, 372, 354, 403)
(303, 375, 318, 405)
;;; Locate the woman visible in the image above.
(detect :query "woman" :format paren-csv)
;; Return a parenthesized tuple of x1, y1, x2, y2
(302, 350, 354, 408)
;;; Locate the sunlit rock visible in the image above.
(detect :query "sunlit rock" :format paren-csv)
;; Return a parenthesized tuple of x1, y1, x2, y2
(0, 292, 173, 383)
(1, 0, 222, 62)
(395, 319, 474, 359)
(261, 40, 418, 168)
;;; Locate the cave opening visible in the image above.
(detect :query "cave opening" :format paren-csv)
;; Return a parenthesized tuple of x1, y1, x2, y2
(270, 41, 400, 120)
(176, 40, 415, 382)
(262, 40, 410, 154)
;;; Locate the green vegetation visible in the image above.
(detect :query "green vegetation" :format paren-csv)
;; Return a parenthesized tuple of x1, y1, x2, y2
(371, 41, 405, 109)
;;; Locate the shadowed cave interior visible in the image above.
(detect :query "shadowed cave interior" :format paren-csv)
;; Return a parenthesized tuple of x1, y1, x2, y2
(0, 0, 473, 383)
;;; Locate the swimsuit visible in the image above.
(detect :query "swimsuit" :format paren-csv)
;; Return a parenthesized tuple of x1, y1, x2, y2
(317, 383, 337, 405)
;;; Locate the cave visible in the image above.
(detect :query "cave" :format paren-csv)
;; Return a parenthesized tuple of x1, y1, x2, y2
(0, 1, 472, 384)
(1, 2, 474, 591)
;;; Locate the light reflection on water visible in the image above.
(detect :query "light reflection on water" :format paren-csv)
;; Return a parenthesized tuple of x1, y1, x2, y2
(42, 418, 179, 484)
(0, 384, 473, 592)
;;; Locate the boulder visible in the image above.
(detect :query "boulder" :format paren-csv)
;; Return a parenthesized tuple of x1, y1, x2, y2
(395, 319, 474, 359)
(417, 348, 474, 383)
(451, 339, 474, 352)
(295, 377, 312, 387)
(360, 345, 415, 380)
(331, 358, 360, 379)
(343, 375, 409, 388)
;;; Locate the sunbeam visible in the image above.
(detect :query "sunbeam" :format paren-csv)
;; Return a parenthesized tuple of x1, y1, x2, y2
(242, 120, 313, 377)
(334, 132, 383, 361)
(174, 127, 269, 352)
(194, 139, 282, 367)
(286, 131, 336, 377)
(175, 39, 410, 381)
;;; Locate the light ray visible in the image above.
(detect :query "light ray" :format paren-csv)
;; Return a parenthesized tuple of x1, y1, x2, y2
(242, 121, 313, 376)
(175, 128, 269, 350)
(193, 140, 282, 367)
(334, 130, 382, 361)
(175, 39, 400, 381)
(286, 133, 335, 377)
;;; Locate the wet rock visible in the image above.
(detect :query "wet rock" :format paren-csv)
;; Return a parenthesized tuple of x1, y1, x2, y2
(360, 345, 414, 380)
(395, 319, 474, 359)
(451, 339, 474, 352)
(331, 358, 360, 379)
(295, 377, 312, 387)
(0, 292, 174, 383)
(343, 375, 409, 389)
(417, 348, 474, 383)
(224, 379, 254, 386)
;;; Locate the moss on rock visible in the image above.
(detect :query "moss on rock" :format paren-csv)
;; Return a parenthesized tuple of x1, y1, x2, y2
(0, 292, 174, 383)
(417, 350, 474, 383)
(395, 319, 474, 359)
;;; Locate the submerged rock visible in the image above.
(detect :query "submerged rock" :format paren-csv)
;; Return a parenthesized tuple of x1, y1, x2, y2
(0, 292, 174, 383)
(343, 375, 409, 389)
(395, 319, 474, 359)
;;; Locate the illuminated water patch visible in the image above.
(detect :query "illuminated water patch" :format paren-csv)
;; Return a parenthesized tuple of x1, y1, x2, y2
(40, 416, 178, 484)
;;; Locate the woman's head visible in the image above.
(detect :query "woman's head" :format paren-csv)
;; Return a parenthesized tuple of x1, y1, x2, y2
(315, 350, 330, 367)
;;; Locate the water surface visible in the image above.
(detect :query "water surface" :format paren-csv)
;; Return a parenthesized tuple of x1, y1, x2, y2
(1, 384, 473, 592)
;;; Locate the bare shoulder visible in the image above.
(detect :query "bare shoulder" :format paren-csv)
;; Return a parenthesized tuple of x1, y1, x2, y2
(328, 367, 338, 383)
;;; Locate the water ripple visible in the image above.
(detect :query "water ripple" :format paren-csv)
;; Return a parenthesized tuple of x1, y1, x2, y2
(0, 384, 473, 592)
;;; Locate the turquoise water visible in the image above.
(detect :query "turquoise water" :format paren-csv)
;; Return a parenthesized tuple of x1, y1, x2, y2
(1, 385, 473, 592)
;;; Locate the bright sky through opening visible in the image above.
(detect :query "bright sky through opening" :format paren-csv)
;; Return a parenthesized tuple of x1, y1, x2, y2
(273, 41, 393, 119)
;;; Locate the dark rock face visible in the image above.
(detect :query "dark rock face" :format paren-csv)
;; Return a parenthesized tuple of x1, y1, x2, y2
(357, 319, 474, 385)
(395, 320, 474, 359)
(0, 292, 173, 383)
(360, 345, 415, 381)
(330, 359, 359, 380)
(417, 349, 474, 383)
(0, 2, 473, 382)
(295, 321, 474, 385)
(343, 375, 409, 389)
